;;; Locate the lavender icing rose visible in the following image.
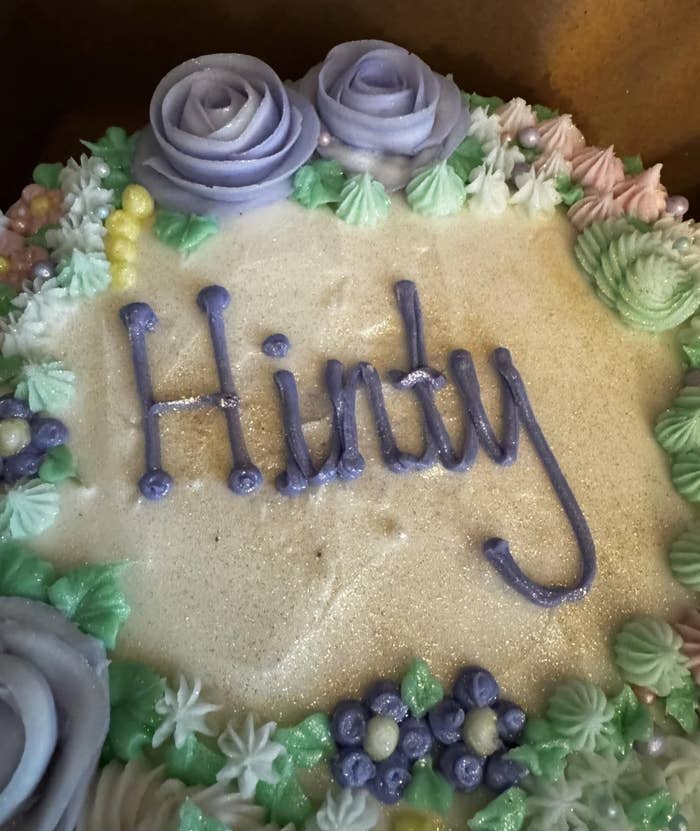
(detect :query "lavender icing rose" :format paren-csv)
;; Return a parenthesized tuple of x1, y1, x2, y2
(298, 40, 470, 190)
(132, 53, 320, 216)
(0, 597, 109, 831)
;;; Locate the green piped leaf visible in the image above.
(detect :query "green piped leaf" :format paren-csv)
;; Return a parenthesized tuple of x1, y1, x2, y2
(447, 135, 485, 182)
(177, 799, 229, 831)
(0, 284, 18, 318)
(154, 210, 219, 254)
(598, 684, 653, 756)
(254, 754, 313, 827)
(401, 657, 444, 718)
(404, 759, 453, 817)
(467, 787, 527, 831)
(623, 154, 644, 175)
(26, 224, 58, 250)
(533, 104, 560, 122)
(103, 660, 165, 762)
(160, 734, 226, 786)
(626, 790, 678, 831)
(406, 161, 466, 216)
(664, 673, 699, 733)
(82, 126, 136, 172)
(505, 735, 570, 781)
(335, 173, 390, 227)
(468, 93, 505, 114)
(47, 562, 131, 649)
(0, 355, 24, 385)
(555, 174, 585, 207)
(292, 159, 346, 209)
(274, 712, 335, 769)
(0, 541, 55, 601)
(33, 162, 63, 190)
(39, 445, 76, 484)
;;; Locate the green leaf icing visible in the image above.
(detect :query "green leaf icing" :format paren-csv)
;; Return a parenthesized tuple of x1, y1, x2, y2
(401, 657, 444, 718)
(14, 360, 76, 414)
(404, 759, 453, 816)
(672, 450, 700, 501)
(177, 798, 229, 831)
(160, 734, 226, 786)
(47, 562, 131, 649)
(505, 736, 570, 782)
(274, 712, 335, 769)
(406, 161, 466, 217)
(623, 154, 644, 175)
(38, 445, 76, 484)
(0, 284, 18, 317)
(468, 93, 505, 114)
(614, 616, 690, 697)
(292, 159, 346, 208)
(655, 386, 700, 455)
(57, 249, 111, 297)
(533, 104, 560, 121)
(335, 173, 391, 227)
(82, 126, 137, 204)
(555, 174, 585, 207)
(678, 317, 700, 368)
(574, 220, 700, 332)
(33, 162, 63, 190)
(26, 225, 58, 250)
(467, 787, 527, 831)
(0, 479, 59, 540)
(255, 755, 313, 827)
(669, 526, 700, 590)
(665, 674, 699, 734)
(104, 660, 165, 762)
(627, 790, 678, 831)
(0, 541, 55, 600)
(153, 210, 219, 254)
(0, 355, 24, 385)
(546, 680, 613, 752)
(600, 685, 653, 756)
(447, 135, 485, 182)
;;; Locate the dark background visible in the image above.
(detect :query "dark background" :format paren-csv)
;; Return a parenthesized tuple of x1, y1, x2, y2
(2, 0, 699, 212)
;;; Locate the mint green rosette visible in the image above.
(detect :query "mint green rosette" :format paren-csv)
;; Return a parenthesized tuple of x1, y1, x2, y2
(672, 450, 700, 501)
(546, 680, 613, 752)
(614, 616, 690, 697)
(655, 386, 700, 455)
(669, 526, 700, 590)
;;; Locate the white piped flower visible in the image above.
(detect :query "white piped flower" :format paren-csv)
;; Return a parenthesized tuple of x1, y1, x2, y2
(60, 154, 110, 195)
(484, 140, 525, 178)
(307, 789, 379, 831)
(467, 106, 502, 152)
(152, 675, 221, 750)
(535, 150, 573, 180)
(0, 313, 50, 359)
(465, 165, 510, 215)
(510, 167, 562, 216)
(217, 713, 285, 799)
(12, 278, 70, 324)
(65, 182, 114, 225)
(45, 215, 106, 261)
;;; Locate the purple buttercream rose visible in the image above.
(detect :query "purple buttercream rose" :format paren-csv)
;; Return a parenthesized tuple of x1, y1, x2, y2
(298, 40, 470, 190)
(0, 597, 109, 831)
(133, 53, 320, 216)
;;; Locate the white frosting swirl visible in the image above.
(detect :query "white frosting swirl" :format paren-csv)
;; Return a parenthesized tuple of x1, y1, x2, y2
(464, 165, 509, 215)
(510, 168, 562, 216)
(497, 97, 536, 140)
(570, 145, 624, 193)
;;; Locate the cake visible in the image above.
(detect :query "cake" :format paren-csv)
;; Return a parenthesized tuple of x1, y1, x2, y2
(1, 39, 700, 831)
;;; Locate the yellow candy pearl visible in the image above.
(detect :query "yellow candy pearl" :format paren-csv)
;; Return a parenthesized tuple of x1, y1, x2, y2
(110, 263, 137, 290)
(105, 234, 137, 265)
(105, 209, 141, 242)
(29, 194, 51, 218)
(122, 184, 154, 220)
(0, 256, 9, 275)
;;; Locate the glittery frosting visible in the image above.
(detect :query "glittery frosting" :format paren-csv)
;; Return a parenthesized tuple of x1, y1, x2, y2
(676, 608, 700, 684)
(496, 97, 536, 140)
(536, 114, 585, 160)
(132, 53, 320, 217)
(612, 164, 669, 224)
(570, 145, 624, 193)
(568, 190, 624, 231)
(298, 40, 469, 190)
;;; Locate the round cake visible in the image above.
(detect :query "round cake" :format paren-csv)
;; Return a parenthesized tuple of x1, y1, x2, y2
(1, 39, 700, 831)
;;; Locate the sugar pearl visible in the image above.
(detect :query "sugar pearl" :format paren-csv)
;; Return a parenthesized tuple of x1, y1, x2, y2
(666, 195, 690, 219)
(462, 706, 500, 757)
(635, 729, 665, 757)
(631, 684, 656, 705)
(595, 796, 620, 819)
(517, 126, 541, 149)
(31, 259, 55, 283)
(673, 236, 691, 253)
(318, 130, 333, 147)
(93, 159, 111, 179)
(0, 418, 31, 457)
(363, 715, 399, 761)
(670, 814, 689, 831)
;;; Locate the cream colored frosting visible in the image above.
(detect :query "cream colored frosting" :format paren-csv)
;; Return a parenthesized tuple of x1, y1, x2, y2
(570, 145, 625, 193)
(39, 197, 690, 722)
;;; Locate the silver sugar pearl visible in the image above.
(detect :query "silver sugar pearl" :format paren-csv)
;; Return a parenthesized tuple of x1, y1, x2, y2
(93, 159, 111, 179)
(517, 126, 541, 149)
(666, 195, 690, 219)
(30, 259, 54, 283)
(673, 236, 691, 253)
(670, 814, 689, 831)
(595, 796, 621, 820)
(635, 729, 665, 757)
(96, 205, 111, 221)
(318, 130, 333, 147)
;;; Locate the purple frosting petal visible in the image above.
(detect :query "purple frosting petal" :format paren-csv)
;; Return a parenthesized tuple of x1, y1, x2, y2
(0, 598, 109, 831)
(132, 53, 320, 217)
(297, 39, 469, 184)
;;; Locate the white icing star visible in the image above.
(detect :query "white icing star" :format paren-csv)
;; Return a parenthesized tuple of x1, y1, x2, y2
(484, 140, 525, 178)
(46, 215, 106, 261)
(60, 154, 109, 195)
(0, 313, 50, 359)
(467, 106, 502, 152)
(12, 278, 70, 324)
(307, 789, 379, 831)
(152, 675, 221, 750)
(510, 167, 562, 216)
(465, 165, 510, 215)
(216, 713, 285, 799)
(64, 182, 114, 225)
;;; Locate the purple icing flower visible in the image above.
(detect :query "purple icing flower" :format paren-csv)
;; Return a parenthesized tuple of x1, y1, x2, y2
(132, 53, 320, 216)
(298, 40, 470, 190)
(0, 597, 110, 831)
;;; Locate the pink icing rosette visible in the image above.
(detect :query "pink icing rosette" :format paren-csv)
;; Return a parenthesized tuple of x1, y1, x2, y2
(612, 163, 668, 223)
(567, 190, 623, 230)
(132, 53, 320, 216)
(298, 40, 469, 190)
